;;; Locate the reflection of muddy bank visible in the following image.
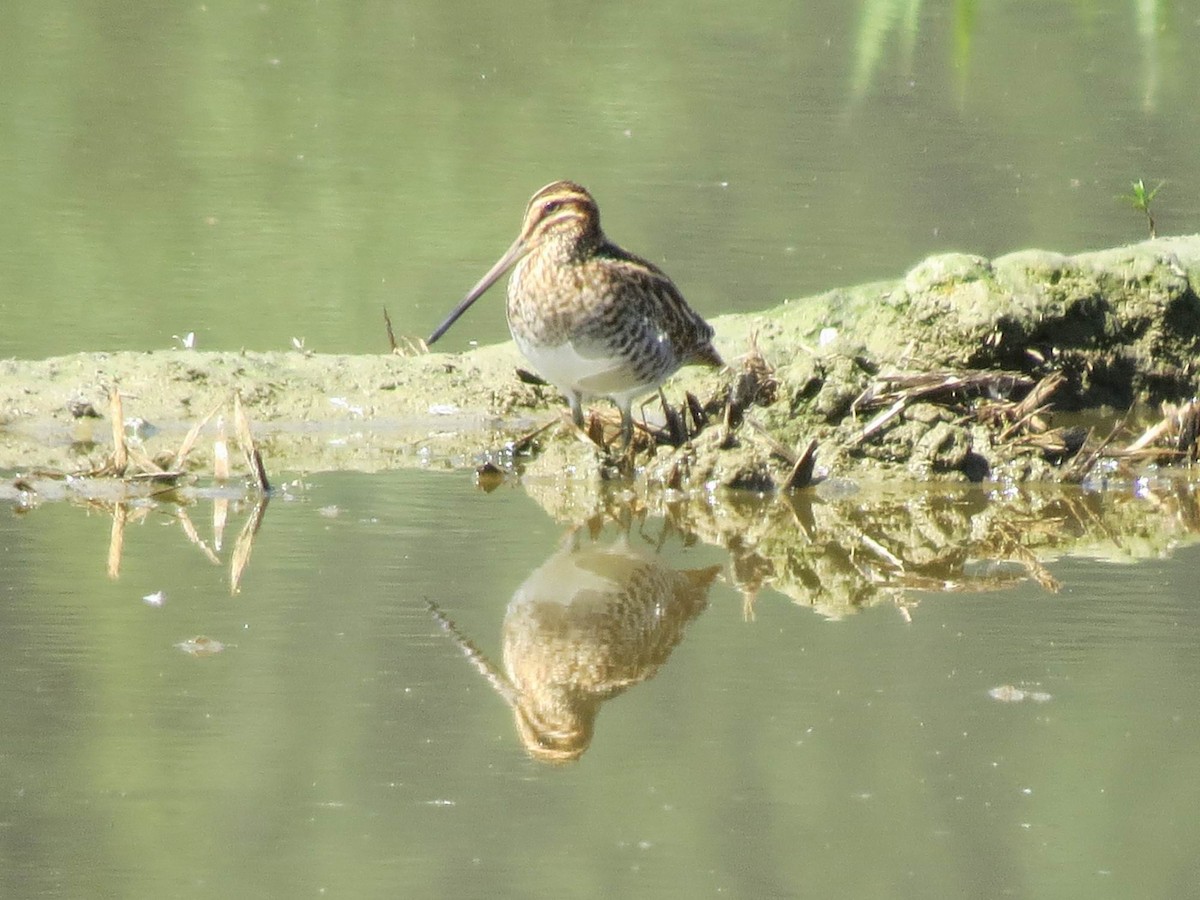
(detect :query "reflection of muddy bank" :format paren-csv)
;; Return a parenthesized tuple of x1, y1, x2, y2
(428, 473, 1200, 759)
(523, 477, 1200, 620)
(430, 528, 719, 763)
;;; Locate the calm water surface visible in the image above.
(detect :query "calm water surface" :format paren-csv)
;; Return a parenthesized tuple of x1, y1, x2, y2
(3, 1, 1200, 897)
(1, 0, 1198, 357)
(1, 471, 1199, 898)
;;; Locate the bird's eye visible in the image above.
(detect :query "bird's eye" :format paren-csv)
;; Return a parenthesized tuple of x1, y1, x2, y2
(542, 199, 565, 215)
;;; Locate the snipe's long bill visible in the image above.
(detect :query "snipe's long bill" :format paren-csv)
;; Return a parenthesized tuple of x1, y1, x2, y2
(427, 180, 722, 445)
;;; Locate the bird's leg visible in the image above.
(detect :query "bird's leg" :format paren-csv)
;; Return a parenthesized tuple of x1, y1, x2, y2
(618, 402, 634, 449)
(659, 388, 685, 445)
(568, 392, 586, 430)
(568, 391, 606, 449)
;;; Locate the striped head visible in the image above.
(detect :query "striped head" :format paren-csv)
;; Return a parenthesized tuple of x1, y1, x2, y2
(427, 180, 602, 345)
(516, 181, 602, 257)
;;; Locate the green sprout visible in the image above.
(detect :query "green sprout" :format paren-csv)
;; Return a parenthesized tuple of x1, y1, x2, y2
(1122, 178, 1165, 239)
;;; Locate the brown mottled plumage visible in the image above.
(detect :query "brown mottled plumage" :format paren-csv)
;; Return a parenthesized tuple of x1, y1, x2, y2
(428, 181, 723, 445)
(428, 533, 720, 763)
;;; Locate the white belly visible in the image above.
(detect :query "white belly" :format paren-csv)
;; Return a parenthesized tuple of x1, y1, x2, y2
(514, 333, 664, 403)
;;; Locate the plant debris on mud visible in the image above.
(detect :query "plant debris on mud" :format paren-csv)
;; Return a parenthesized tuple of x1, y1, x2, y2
(2, 235, 1200, 497)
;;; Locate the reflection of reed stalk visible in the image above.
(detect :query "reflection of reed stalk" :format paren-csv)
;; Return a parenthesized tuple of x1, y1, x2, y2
(106, 502, 127, 580)
(230, 498, 269, 594)
(96, 493, 267, 595)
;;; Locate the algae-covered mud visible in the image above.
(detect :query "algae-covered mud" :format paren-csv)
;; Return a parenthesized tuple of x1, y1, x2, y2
(2, 235, 1200, 488)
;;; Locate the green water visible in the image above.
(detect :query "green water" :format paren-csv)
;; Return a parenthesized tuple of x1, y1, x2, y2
(1, 0, 1196, 359)
(3, 1, 1200, 897)
(2, 472, 1199, 898)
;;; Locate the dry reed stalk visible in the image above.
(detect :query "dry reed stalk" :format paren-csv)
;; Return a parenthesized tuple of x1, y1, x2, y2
(782, 438, 819, 491)
(108, 389, 128, 476)
(233, 393, 270, 493)
(173, 401, 224, 472)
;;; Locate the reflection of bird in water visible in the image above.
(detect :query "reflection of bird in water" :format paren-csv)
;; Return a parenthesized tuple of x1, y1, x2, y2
(429, 532, 721, 763)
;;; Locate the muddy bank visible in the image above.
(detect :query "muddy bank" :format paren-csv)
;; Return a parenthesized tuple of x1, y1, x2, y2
(2, 235, 1200, 486)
